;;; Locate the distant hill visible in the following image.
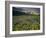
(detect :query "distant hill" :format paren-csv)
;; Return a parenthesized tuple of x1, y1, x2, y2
(13, 7, 40, 16)
(13, 10, 27, 16)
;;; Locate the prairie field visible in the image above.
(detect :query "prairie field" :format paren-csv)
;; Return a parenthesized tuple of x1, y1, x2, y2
(12, 14, 40, 31)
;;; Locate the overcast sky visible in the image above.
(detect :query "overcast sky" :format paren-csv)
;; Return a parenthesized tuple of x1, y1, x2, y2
(13, 7, 40, 13)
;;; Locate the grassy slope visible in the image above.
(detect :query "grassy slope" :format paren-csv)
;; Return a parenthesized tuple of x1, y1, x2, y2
(12, 14, 40, 31)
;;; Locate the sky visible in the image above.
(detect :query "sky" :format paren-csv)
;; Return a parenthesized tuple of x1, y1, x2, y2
(13, 7, 40, 13)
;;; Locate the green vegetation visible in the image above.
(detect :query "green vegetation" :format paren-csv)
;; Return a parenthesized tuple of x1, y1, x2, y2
(12, 14, 40, 31)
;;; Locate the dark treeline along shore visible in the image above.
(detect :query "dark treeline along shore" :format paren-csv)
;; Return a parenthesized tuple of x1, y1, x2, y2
(12, 7, 40, 31)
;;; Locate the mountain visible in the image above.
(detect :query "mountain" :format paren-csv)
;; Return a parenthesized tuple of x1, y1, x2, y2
(12, 7, 40, 16)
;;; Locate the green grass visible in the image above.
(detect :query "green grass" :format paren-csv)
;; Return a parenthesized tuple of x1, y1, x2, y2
(12, 14, 40, 31)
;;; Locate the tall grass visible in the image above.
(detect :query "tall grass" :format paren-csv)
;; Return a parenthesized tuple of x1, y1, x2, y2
(12, 14, 40, 31)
